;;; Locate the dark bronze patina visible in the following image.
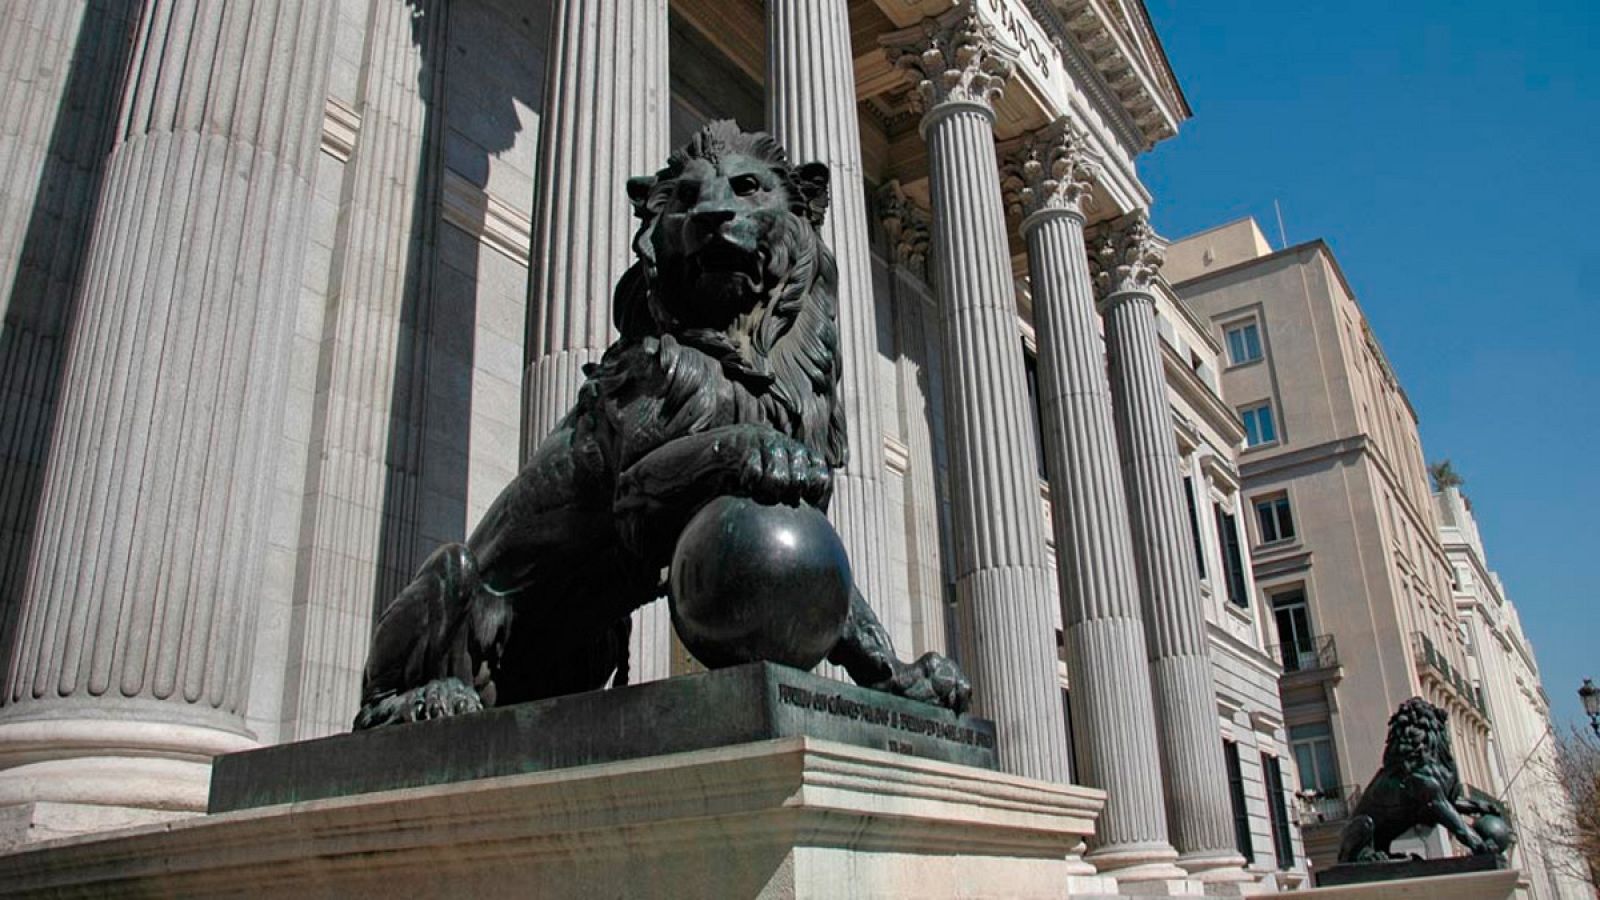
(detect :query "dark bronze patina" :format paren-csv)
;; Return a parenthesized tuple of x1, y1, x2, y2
(354, 122, 969, 729)
(1337, 697, 1513, 863)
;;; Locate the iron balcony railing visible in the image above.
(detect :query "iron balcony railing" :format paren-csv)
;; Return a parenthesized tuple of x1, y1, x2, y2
(1268, 634, 1339, 674)
(1411, 632, 1492, 717)
(1294, 783, 1361, 825)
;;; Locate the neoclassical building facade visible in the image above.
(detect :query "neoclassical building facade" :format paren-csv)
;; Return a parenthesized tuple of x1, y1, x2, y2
(0, 0, 1303, 887)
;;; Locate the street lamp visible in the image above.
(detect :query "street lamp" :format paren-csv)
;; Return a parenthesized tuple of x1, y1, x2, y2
(1580, 678, 1600, 738)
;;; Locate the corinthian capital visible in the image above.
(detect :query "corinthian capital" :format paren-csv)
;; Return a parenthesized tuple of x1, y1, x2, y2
(877, 180, 931, 273)
(1000, 118, 1097, 225)
(881, 10, 1017, 115)
(1086, 211, 1166, 302)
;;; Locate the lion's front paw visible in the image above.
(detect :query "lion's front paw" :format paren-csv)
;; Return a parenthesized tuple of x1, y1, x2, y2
(722, 429, 832, 508)
(357, 677, 484, 728)
(874, 652, 972, 715)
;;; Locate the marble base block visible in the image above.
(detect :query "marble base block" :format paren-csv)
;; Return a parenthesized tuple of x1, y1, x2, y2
(1, 737, 1111, 899)
(1301, 865, 1517, 900)
(210, 663, 997, 812)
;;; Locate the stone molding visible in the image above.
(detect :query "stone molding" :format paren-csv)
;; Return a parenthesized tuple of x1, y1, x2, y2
(320, 97, 360, 162)
(882, 435, 912, 476)
(439, 168, 533, 266)
(1087, 210, 1165, 302)
(881, 11, 1017, 118)
(875, 180, 930, 274)
(999, 118, 1097, 228)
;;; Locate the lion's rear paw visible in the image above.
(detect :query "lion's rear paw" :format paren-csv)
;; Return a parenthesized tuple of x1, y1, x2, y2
(875, 652, 972, 715)
(355, 677, 483, 729)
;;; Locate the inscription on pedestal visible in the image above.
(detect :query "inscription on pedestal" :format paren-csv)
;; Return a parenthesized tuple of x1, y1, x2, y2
(775, 682, 997, 753)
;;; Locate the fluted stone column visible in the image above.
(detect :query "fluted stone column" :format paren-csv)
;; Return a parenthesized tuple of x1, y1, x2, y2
(766, 0, 901, 642)
(0, 0, 136, 683)
(523, 0, 670, 682)
(0, 0, 339, 823)
(878, 183, 946, 657)
(882, 13, 1069, 783)
(1089, 211, 1248, 880)
(998, 122, 1185, 880)
(281, 0, 443, 741)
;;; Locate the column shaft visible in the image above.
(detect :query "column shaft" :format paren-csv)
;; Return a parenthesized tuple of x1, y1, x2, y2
(0, 0, 339, 810)
(0, 0, 136, 681)
(766, 0, 899, 639)
(924, 105, 1067, 782)
(282, 0, 442, 741)
(1024, 211, 1181, 874)
(523, 0, 670, 680)
(1102, 272, 1244, 874)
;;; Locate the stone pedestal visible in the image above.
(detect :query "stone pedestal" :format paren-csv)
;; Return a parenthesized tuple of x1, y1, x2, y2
(0, 738, 1115, 899)
(1303, 864, 1517, 900)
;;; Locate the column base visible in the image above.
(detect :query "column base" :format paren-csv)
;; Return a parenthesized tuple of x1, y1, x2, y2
(0, 716, 257, 845)
(1086, 841, 1189, 883)
(1180, 849, 1256, 885)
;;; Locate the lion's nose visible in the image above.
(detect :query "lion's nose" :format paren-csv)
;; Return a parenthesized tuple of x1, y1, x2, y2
(690, 207, 737, 232)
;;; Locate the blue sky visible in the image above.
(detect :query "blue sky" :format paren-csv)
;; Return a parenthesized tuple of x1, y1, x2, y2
(1139, 0, 1599, 730)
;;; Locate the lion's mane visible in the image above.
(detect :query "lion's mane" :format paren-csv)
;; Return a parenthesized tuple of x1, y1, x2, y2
(1379, 696, 1458, 787)
(583, 120, 847, 473)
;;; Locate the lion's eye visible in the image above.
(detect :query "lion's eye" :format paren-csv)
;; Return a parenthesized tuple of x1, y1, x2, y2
(729, 174, 761, 197)
(675, 181, 699, 204)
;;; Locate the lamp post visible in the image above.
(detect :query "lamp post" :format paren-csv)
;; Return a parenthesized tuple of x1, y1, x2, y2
(1580, 678, 1600, 738)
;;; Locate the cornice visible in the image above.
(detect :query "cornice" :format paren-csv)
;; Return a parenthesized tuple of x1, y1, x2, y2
(1049, 0, 1183, 149)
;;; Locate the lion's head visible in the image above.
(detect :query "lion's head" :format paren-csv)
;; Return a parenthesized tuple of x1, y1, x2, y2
(611, 121, 846, 467)
(1381, 697, 1458, 785)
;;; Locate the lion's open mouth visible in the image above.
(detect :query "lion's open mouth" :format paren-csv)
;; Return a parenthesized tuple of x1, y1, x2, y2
(688, 239, 765, 287)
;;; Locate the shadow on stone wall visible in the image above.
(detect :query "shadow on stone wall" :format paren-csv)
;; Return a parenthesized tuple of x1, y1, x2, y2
(374, 0, 548, 619)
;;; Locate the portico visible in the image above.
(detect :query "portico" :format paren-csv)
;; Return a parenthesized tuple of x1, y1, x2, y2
(0, 0, 1296, 889)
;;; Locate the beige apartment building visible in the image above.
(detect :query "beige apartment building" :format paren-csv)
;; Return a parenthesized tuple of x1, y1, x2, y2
(1168, 218, 1500, 870)
(1438, 486, 1592, 899)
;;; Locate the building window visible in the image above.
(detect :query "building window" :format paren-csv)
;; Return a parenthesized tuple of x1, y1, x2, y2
(1262, 754, 1296, 869)
(1214, 505, 1248, 608)
(1023, 348, 1047, 480)
(1289, 721, 1341, 796)
(1224, 740, 1255, 863)
(1254, 493, 1296, 544)
(1225, 320, 1263, 365)
(1271, 589, 1317, 672)
(1240, 402, 1278, 447)
(1183, 476, 1206, 579)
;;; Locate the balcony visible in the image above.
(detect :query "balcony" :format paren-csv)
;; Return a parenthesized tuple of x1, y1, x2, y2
(1295, 783, 1360, 825)
(1269, 634, 1339, 675)
(1411, 632, 1492, 719)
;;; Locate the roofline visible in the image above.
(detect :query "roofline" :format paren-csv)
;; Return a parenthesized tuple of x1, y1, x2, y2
(1171, 238, 1422, 423)
(1132, 0, 1192, 119)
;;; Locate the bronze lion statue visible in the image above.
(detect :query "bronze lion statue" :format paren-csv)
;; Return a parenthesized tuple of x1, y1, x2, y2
(1337, 697, 1510, 862)
(354, 121, 970, 729)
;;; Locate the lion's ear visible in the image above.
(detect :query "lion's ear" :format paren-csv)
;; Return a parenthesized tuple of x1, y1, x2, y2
(794, 161, 830, 228)
(626, 175, 659, 218)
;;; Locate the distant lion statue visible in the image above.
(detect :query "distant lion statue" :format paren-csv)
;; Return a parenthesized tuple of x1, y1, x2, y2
(1338, 697, 1512, 862)
(354, 121, 970, 728)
